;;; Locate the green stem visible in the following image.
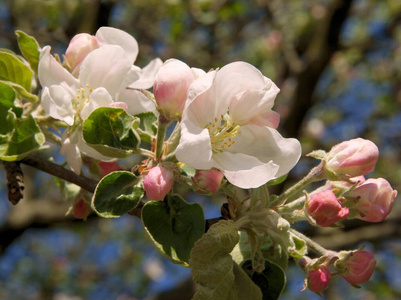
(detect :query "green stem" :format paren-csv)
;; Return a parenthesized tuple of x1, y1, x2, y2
(155, 116, 169, 161)
(290, 228, 329, 256)
(273, 162, 325, 206)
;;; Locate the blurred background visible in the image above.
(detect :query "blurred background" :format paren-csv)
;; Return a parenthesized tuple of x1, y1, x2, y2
(0, 0, 401, 299)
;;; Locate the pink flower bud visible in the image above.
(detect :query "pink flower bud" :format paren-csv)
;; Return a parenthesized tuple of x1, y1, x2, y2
(193, 170, 224, 194)
(65, 33, 99, 75)
(143, 166, 174, 201)
(306, 190, 349, 227)
(336, 250, 376, 285)
(326, 138, 379, 177)
(153, 59, 194, 119)
(308, 264, 331, 293)
(73, 199, 91, 220)
(98, 161, 121, 176)
(346, 178, 397, 222)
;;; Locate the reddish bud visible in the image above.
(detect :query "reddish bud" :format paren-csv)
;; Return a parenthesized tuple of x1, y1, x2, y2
(346, 178, 397, 222)
(193, 170, 224, 194)
(73, 199, 91, 220)
(326, 138, 379, 177)
(153, 59, 194, 119)
(336, 251, 376, 285)
(98, 161, 121, 176)
(308, 264, 331, 293)
(143, 166, 174, 201)
(65, 33, 99, 75)
(306, 190, 349, 227)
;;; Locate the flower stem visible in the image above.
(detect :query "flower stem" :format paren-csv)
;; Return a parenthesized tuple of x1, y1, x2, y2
(290, 228, 329, 256)
(273, 162, 325, 206)
(155, 116, 169, 161)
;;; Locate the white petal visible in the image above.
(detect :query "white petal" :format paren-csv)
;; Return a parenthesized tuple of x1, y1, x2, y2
(38, 46, 79, 88)
(129, 58, 163, 89)
(212, 152, 279, 189)
(175, 120, 213, 170)
(229, 125, 301, 178)
(96, 27, 139, 62)
(191, 67, 206, 80)
(45, 84, 76, 125)
(60, 133, 82, 174)
(118, 89, 157, 115)
(80, 87, 113, 120)
(79, 45, 132, 96)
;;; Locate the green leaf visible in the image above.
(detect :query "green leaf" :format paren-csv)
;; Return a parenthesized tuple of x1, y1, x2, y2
(0, 79, 38, 102)
(0, 82, 16, 109)
(180, 163, 196, 177)
(288, 234, 307, 258)
(142, 194, 205, 266)
(136, 111, 157, 142)
(82, 107, 141, 158)
(242, 260, 286, 300)
(0, 110, 45, 161)
(92, 171, 143, 218)
(190, 220, 262, 300)
(0, 50, 33, 92)
(265, 174, 288, 186)
(15, 30, 40, 73)
(55, 177, 81, 201)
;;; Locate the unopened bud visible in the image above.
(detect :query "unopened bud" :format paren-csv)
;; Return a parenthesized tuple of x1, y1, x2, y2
(192, 170, 224, 194)
(325, 138, 379, 177)
(65, 33, 99, 76)
(345, 178, 397, 222)
(98, 161, 121, 176)
(143, 165, 174, 201)
(306, 190, 349, 227)
(335, 250, 376, 285)
(153, 59, 194, 119)
(73, 199, 91, 220)
(308, 264, 331, 293)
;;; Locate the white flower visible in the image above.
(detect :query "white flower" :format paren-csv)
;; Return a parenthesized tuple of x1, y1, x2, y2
(175, 62, 301, 188)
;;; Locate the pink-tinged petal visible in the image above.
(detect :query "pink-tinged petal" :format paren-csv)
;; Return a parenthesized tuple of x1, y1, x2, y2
(175, 120, 213, 170)
(96, 27, 139, 62)
(228, 125, 301, 178)
(44, 85, 76, 125)
(213, 62, 267, 109)
(109, 102, 128, 111)
(212, 152, 279, 189)
(79, 45, 132, 96)
(60, 135, 82, 174)
(248, 110, 280, 128)
(118, 89, 157, 115)
(80, 87, 113, 120)
(191, 67, 206, 80)
(129, 58, 163, 89)
(38, 46, 79, 88)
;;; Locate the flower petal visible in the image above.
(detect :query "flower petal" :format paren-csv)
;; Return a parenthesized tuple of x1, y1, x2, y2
(80, 87, 113, 120)
(44, 85, 76, 125)
(129, 58, 163, 89)
(212, 152, 280, 188)
(228, 125, 301, 178)
(78, 45, 132, 96)
(60, 132, 82, 174)
(118, 89, 157, 115)
(38, 46, 79, 88)
(175, 119, 213, 170)
(96, 27, 139, 62)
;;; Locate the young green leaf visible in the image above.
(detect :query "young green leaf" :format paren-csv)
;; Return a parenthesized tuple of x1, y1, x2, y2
(0, 110, 45, 161)
(142, 194, 205, 266)
(15, 30, 40, 73)
(190, 220, 262, 300)
(92, 171, 144, 218)
(136, 111, 157, 143)
(82, 107, 141, 158)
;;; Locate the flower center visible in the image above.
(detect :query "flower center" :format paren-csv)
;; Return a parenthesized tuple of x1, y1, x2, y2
(206, 114, 240, 153)
(72, 83, 93, 115)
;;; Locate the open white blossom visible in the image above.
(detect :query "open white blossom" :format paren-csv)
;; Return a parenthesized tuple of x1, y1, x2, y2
(175, 62, 301, 188)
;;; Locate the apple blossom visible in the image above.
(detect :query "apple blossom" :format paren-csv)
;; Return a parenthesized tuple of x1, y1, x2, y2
(335, 250, 376, 285)
(192, 170, 224, 194)
(325, 138, 379, 177)
(65, 33, 100, 75)
(153, 59, 198, 119)
(307, 264, 331, 293)
(345, 178, 397, 222)
(175, 62, 301, 189)
(306, 190, 349, 227)
(143, 166, 174, 201)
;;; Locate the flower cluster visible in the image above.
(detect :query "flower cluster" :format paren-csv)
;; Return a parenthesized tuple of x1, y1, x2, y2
(25, 26, 397, 297)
